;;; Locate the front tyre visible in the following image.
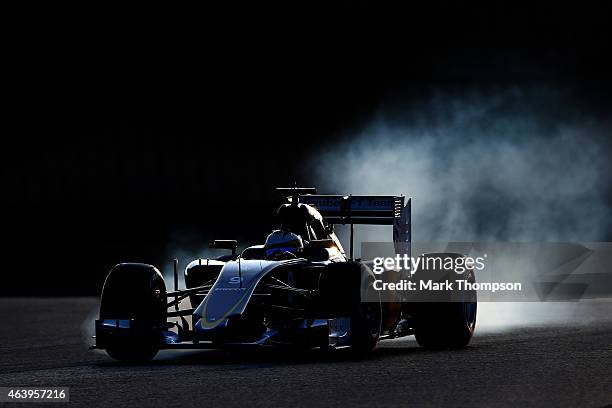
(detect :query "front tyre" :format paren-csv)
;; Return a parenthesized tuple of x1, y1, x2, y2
(318, 262, 382, 354)
(99, 263, 166, 362)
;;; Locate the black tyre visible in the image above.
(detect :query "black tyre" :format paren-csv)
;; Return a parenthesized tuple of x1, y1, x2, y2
(318, 262, 381, 353)
(350, 269, 382, 354)
(414, 270, 477, 349)
(99, 263, 166, 362)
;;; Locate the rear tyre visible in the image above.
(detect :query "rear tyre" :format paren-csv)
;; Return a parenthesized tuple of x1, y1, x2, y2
(99, 263, 166, 362)
(414, 270, 477, 349)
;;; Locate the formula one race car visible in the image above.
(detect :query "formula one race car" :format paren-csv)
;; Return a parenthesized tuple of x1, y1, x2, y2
(92, 187, 477, 361)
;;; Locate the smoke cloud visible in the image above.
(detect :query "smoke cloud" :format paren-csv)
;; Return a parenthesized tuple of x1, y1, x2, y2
(308, 85, 612, 332)
(309, 86, 611, 243)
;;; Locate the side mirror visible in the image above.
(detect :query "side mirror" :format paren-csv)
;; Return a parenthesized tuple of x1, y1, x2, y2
(325, 225, 334, 235)
(209, 240, 238, 258)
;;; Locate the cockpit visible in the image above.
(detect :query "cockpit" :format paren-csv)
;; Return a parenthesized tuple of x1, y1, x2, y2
(240, 202, 345, 262)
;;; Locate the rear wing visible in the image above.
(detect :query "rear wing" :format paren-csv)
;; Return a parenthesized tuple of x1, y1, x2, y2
(299, 195, 403, 223)
(300, 194, 411, 257)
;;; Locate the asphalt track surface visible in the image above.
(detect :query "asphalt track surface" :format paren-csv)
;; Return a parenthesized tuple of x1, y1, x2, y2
(1, 298, 611, 408)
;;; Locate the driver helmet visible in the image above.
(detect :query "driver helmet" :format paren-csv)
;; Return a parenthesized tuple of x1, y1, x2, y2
(264, 230, 304, 259)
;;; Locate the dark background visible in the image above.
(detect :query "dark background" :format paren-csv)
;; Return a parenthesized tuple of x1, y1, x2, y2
(2, 2, 611, 295)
